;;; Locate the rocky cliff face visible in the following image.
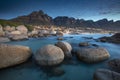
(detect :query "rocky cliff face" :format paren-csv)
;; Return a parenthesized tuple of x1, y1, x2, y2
(11, 10, 53, 25)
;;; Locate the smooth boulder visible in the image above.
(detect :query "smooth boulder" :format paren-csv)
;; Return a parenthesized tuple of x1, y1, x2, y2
(0, 44, 32, 69)
(0, 37, 10, 43)
(77, 47, 110, 63)
(10, 35, 28, 41)
(94, 69, 120, 80)
(34, 45, 64, 66)
(16, 25, 28, 34)
(55, 41, 72, 58)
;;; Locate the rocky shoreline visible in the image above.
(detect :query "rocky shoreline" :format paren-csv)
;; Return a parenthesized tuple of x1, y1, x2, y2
(0, 24, 120, 79)
(0, 24, 118, 43)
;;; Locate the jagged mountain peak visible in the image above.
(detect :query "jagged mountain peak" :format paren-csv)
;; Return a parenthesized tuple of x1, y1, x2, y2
(11, 10, 52, 25)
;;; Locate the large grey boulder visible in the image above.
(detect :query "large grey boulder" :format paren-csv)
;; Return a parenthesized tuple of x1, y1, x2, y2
(0, 44, 32, 69)
(10, 35, 28, 41)
(77, 47, 110, 63)
(6, 30, 28, 41)
(16, 25, 28, 34)
(34, 45, 64, 66)
(55, 41, 72, 58)
(0, 37, 10, 43)
(94, 69, 120, 80)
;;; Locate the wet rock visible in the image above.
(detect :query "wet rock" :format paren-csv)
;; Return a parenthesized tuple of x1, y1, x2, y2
(0, 44, 32, 69)
(56, 31, 63, 36)
(34, 45, 64, 66)
(57, 37, 64, 40)
(108, 59, 120, 73)
(99, 37, 108, 42)
(110, 33, 120, 43)
(94, 69, 120, 80)
(77, 47, 110, 63)
(55, 41, 72, 59)
(79, 42, 90, 47)
(99, 33, 120, 43)
(92, 44, 99, 47)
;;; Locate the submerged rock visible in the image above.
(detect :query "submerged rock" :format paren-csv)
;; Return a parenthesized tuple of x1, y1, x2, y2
(0, 44, 32, 69)
(51, 67, 65, 77)
(57, 37, 64, 40)
(35, 45, 64, 66)
(108, 59, 120, 73)
(77, 47, 110, 63)
(94, 69, 120, 80)
(55, 41, 72, 59)
(79, 42, 90, 47)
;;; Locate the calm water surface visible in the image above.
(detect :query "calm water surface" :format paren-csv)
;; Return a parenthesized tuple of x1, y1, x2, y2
(0, 33, 120, 80)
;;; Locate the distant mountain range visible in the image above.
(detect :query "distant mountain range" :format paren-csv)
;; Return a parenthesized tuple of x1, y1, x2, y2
(1, 10, 120, 31)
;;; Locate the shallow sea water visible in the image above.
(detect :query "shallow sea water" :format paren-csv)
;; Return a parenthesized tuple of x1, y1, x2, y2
(0, 33, 120, 80)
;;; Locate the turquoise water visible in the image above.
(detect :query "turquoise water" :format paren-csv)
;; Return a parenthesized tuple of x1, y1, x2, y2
(0, 33, 120, 80)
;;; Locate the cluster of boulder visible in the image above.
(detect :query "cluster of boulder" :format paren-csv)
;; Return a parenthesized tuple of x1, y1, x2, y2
(34, 41, 72, 66)
(0, 25, 28, 42)
(0, 41, 111, 68)
(28, 29, 63, 38)
(0, 24, 64, 43)
(1, 40, 119, 80)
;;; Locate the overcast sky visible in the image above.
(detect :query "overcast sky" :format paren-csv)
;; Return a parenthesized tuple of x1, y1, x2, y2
(0, 0, 120, 21)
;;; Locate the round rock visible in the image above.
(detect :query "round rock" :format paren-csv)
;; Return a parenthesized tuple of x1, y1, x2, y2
(77, 47, 110, 63)
(0, 44, 32, 69)
(35, 45, 64, 66)
(55, 41, 72, 58)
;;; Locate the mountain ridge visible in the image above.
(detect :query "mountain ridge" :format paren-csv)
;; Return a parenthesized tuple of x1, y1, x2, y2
(0, 10, 119, 31)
